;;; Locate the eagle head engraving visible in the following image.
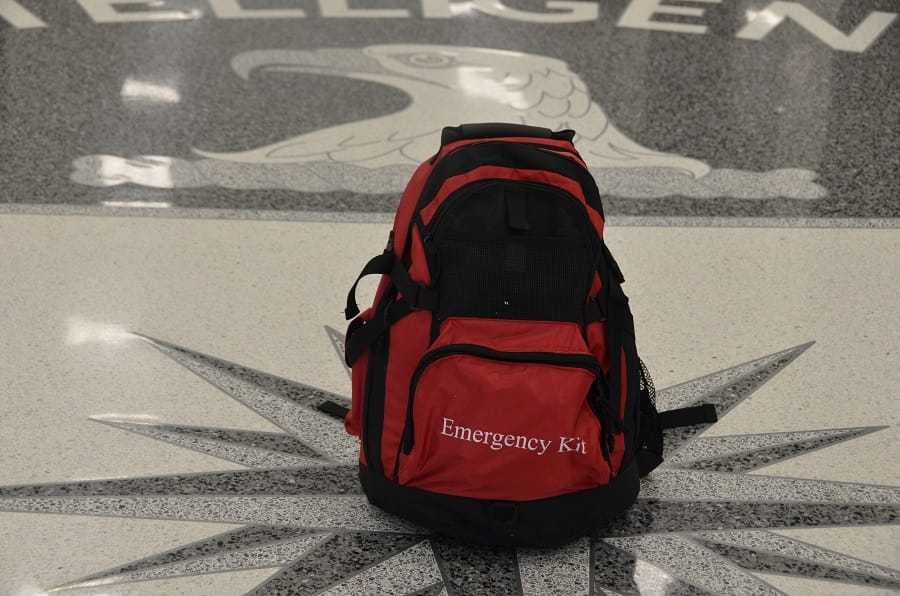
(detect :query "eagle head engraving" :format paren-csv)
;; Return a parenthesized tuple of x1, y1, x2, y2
(201, 44, 712, 178)
(71, 45, 827, 199)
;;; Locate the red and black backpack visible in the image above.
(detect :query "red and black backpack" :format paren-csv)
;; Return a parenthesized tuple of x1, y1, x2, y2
(341, 123, 716, 546)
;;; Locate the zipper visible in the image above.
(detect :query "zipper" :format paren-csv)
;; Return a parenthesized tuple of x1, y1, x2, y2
(395, 344, 619, 477)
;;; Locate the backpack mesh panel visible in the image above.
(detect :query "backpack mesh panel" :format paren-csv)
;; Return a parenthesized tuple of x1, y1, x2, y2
(436, 237, 593, 322)
(639, 358, 656, 408)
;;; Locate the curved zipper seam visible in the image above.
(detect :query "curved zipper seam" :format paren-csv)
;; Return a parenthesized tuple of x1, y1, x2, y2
(395, 344, 612, 481)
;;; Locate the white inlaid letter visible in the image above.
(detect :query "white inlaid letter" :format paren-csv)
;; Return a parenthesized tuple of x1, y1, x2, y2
(618, 0, 721, 35)
(78, 0, 200, 23)
(208, 0, 306, 18)
(319, 0, 409, 18)
(0, 0, 46, 28)
(737, 2, 897, 53)
(470, 0, 597, 23)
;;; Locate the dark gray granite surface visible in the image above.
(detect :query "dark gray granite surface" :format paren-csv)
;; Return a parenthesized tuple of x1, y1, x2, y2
(1, 0, 897, 223)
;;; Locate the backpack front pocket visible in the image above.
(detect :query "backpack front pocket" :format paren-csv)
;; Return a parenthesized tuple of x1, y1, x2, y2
(394, 340, 615, 501)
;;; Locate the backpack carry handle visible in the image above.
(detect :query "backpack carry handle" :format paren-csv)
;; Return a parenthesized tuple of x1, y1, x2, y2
(441, 123, 575, 146)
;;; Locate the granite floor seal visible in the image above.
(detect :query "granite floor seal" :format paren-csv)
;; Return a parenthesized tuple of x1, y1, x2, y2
(1, 330, 897, 593)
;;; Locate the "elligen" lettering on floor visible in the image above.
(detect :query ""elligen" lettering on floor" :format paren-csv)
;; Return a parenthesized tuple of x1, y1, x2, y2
(440, 417, 587, 455)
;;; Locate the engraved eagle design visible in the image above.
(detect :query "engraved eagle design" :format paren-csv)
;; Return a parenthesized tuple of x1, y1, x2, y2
(72, 44, 826, 199)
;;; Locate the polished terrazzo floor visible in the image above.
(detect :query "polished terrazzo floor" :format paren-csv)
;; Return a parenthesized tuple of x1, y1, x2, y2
(1, 1, 898, 594)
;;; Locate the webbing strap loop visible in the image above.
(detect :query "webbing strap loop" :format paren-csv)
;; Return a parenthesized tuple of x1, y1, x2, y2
(391, 262, 438, 312)
(345, 300, 413, 367)
(658, 404, 718, 429)
(344, 252, 394, 320)
(637, 403, 718, 477)
(344, 252, 439, 366)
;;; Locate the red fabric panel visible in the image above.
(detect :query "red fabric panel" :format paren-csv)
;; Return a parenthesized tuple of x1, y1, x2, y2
(419, 166, 604, 237)
(392, 160, 434, 258)
(372, 274, 392, 309)
(408, 225, 431, 285)
(585, 321, 612, 373)
(396, 317, 611, 500)
(346, 321, 370, 438)
(381, 309, 433, 474)
(397, 355, 609, 500)
(585, 321, 626, 473)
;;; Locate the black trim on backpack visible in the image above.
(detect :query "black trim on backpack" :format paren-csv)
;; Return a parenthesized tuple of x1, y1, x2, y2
(635, 392, 664, 477)
(360, 288, 395, 477)
(440, 123, 576, 146)
(345, 299, 414, 367)
(344, 257, 436, 367)
(360, 459, 639, 547)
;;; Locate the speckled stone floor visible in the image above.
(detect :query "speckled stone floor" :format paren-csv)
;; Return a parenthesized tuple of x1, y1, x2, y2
(0, 1, 898, 595)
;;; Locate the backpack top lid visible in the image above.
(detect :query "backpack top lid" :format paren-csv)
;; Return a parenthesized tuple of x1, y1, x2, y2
(440, 123, 576, 146)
